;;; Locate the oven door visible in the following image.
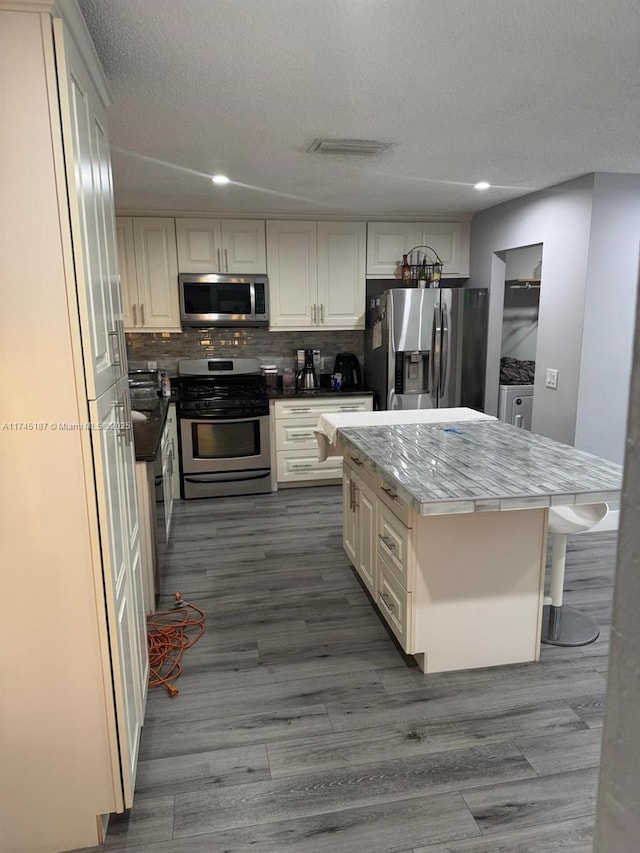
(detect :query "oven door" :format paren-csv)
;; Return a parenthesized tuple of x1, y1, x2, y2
(180, 413, 272, 497)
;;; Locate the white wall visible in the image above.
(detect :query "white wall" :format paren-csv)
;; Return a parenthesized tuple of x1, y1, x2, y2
(575, 173, 640, 463)
(470, 175, 595, 446)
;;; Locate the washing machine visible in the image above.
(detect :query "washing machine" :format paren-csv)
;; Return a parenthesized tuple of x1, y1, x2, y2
(498, 384, 534, 430)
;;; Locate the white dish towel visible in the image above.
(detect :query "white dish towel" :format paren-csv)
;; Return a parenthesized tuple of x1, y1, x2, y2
(314, 407, 496, 462)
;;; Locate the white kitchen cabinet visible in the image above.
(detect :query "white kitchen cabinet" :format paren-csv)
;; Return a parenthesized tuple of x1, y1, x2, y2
(115, 216, 181, 331)
(2, 4, 148, 850)
(167, 402, 181, 499)
(267, 220, 366, 329)
(342, 461, 377, 598)
(175, 217, 267, 273)
(273, 396, 372, 486)
(161, 406, 176, 541)
(366, 220, 470, 278)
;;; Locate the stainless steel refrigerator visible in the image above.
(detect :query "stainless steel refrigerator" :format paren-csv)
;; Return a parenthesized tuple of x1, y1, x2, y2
(364, 283, 488, 410)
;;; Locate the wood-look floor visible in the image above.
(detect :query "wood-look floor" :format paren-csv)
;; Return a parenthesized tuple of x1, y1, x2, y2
(86, 487, 618, 852)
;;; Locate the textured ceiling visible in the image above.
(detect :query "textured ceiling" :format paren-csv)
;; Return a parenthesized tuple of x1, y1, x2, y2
(78, 0, 640, 217)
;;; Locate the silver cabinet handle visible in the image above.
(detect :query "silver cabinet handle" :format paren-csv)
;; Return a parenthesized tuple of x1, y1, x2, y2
(108, 330, 121, 366)
(319, 303, 324, 324)
(379, 533, 396, 551)
(224, 248, 229, 272)
(379, 591, 395, 613)
(349, 479, 354, 511)
(217, 248, 221, 272)
(351, 456, 363, 466)
(288, 407, 312, 414)
(515, 414, 523, 428)
(140, 303, 145, 326)
(312, 303, 317, 324)
(132, 304, 138, 327)
(290, 433, 314, 441)
(291, 462, 314, 470)
(381, 485, 398, 501)
(338, 406, 362, 412)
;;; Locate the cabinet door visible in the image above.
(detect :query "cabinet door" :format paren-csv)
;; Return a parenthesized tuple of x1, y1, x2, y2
(366, 222, 417, 277)
(266, 221, 317, 328)
(221, 219, 267, 273)
(416, 221, 470, 277)
(90, 379, 145, 808)
(132, 218, 181, 330)
(175, 218, 222, 273)
(317, 221, 366, 328)
(116, 217, 139, 330)
(355, 477, 377, 598)
(168, 403, 181, 500)
(343, 469, 357, 565)
(57, 21, 122, 398)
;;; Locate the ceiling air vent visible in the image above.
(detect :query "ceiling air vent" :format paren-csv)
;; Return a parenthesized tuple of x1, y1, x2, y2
(306, 138, 393, 156)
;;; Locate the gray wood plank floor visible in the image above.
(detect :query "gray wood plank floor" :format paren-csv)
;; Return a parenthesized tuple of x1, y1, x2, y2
(78, 486, 618, 853)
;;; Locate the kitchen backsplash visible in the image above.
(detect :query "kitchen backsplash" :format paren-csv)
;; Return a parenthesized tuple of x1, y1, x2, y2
(126, 328, 365, 375)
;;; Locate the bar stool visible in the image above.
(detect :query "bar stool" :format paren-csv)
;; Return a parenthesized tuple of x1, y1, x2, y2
(541, 502, 609, 646)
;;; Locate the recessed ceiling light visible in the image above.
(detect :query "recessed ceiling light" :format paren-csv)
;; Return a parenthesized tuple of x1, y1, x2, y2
(211, 174, 229, 184)
(474, 181, 491, 190)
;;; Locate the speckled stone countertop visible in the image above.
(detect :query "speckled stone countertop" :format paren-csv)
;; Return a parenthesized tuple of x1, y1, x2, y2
(339, 420, 623, 516)
(131, 397, 170, 462)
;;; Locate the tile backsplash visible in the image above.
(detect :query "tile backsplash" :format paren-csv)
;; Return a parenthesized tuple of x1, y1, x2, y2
(126, 328, 365, 375)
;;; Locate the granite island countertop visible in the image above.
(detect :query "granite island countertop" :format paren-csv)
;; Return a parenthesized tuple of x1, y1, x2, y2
(338, 419, 623, 516)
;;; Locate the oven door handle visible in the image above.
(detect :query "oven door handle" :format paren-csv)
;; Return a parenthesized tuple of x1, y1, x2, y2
(183, 471, 271, 484)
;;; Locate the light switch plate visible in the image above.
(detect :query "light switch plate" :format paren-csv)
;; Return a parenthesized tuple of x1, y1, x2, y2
(546, 368, 558, 390)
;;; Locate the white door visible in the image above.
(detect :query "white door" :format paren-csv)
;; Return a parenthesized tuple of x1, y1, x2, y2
(90, 378, 145, 808)
(132, 218, 181, 330)
(366, 222, 416, 277)
(221, 219, 267, 273)
(317, 221, 366, 328)
(266, 221, 317, 328)
(116, 217, 138, 330)
(175, 218, 223, 273)
(56, 21, 121, 399)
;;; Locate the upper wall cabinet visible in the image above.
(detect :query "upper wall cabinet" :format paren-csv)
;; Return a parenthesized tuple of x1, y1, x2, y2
(116, 217, 181, 332)
(267, 220, 366, 330)
(366, 221, 470, 278)
(176, 218, 266, 274)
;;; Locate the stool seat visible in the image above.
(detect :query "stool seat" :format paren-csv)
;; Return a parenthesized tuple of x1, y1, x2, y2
(548, 503, 609, 534)
(541, 502, 609, 647)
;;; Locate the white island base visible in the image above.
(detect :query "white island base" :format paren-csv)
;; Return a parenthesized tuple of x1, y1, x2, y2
(343, 453, 548, 674)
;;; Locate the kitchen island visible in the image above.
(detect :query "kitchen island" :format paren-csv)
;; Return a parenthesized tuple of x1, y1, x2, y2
(337, 419, 622, 674)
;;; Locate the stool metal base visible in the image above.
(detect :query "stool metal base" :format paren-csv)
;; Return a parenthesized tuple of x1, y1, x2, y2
(541, 604, 600, 647)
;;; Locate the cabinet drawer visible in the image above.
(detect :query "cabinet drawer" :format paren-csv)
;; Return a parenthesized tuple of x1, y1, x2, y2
(274, 396, 372, 419)
(377, 557, 412, 652)
(343, 453, 376, 492)
(377, 501, 411, 589)
(378, 479, 412, 527)
(276, 449, 343, 484)
(275, 418, 318, 451)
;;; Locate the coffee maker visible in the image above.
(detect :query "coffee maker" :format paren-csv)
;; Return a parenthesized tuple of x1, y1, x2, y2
(295, 348, 320, 391)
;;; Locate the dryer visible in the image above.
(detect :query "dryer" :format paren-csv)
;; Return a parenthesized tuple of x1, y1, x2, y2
(498, 384, 534, 430)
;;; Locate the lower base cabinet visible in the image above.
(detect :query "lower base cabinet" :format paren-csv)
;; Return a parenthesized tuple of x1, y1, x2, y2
(342, 452, 547, 674)
(273, 395, 373, 487)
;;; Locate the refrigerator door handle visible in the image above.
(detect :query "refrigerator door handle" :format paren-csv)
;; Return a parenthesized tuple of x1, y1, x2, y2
(429, 304, 438, 396)
(440, 302, 449, 399)
(430, 303, 441, 404)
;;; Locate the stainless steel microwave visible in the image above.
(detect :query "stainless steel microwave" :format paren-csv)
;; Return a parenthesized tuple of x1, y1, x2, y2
(179, 274, 269, 327)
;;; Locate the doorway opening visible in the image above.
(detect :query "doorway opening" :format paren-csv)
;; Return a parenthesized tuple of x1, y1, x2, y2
(497, 244, 542, 431)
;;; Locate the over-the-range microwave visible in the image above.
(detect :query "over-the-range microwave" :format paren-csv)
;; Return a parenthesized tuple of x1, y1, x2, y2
(179, 273, 269, 327)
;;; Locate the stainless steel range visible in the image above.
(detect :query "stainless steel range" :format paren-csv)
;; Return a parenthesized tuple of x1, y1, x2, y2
(177, 358, 271, 499)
